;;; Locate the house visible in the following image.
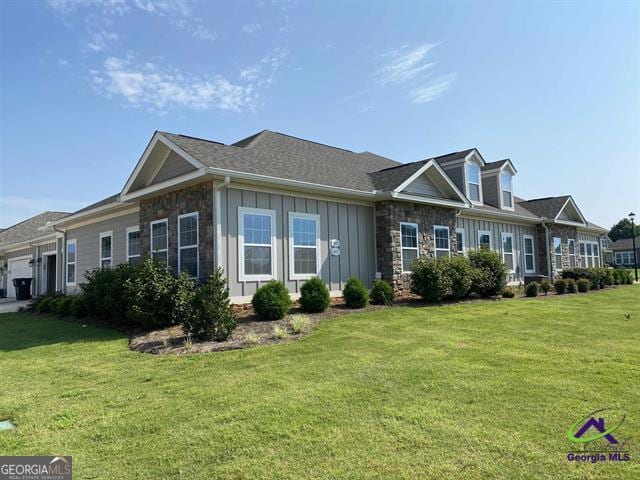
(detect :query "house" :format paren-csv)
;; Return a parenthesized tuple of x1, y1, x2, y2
(0, 130, 608, 302)
(610, 235, 639, 268)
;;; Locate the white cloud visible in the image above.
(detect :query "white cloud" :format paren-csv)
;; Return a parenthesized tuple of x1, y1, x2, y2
(47, 0, 129, 15)
(239, 48, 287, 88)
(86, 29, 118, 52)
(242, 23, 262, 34)
(92, 56, 256, 112)
(409, 74, 456, 104)
(0, 196, 87, 229)
(376, 43, 437, 85)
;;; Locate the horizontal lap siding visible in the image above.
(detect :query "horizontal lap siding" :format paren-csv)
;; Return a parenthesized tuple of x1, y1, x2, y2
(457, 216, 539, 281)
(221, 187, 375, 297)
(66, 213, 139, 291)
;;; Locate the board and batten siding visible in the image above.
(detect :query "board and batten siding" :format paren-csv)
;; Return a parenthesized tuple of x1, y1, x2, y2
(456, 216, 539, 281)
(65, 212, 139, 291)
(219, 187, 376, 298)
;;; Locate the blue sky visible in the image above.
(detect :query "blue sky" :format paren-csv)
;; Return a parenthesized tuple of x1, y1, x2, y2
(0, 0, 638, 229)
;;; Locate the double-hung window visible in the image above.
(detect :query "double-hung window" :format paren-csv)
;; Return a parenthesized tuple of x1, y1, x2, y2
(467, 163, 481, 203)
(151, 219, 168, 264)
(66, 239, 77, 286)
(593, 243, 600, 267)
(579, 242, 586, 267)
(434, 226, 450, 258)
(553, 237, 563, 271)
(178, 212, 199, 277)
(455, 228, 465, 255)
(501, 173, 513, 209)
(478, 230, 492, 250)
(239, 207, 276, 281)
(523, 235, 535, 273)
(586, 243, 593, 267)
(99, 231, 113, 269)
(127, 226, 141, 265)
(501, 232, 514, 272)
(568, 239, 576, 269)
(289, 212, 320, 279)
(400, 222, 418, 273)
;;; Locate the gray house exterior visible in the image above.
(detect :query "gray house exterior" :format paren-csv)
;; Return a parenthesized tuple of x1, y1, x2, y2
(0, 130, 609, 302)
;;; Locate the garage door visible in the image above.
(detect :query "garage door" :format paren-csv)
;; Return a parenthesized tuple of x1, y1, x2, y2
(7, 257, 32, 298)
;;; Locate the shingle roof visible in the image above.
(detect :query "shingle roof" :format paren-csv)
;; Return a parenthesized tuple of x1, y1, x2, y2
(481, 159, 509, 171)
(72, 194, 120, 215)
(467, 196, 541, 219)
(368, 160, 429, 191)
(609, 235, 640, 250)
(161, 130, 401, 192)
(432, 148, 477, 166)
(517, 196, 572, 219)
(0, 211, 69, 249)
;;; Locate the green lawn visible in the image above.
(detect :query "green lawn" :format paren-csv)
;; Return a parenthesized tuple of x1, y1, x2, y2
(1, 287, 639, 479)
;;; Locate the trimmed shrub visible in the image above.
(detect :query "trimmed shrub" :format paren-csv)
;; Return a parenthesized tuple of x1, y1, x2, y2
(442, 255, 473, 300)
(35, 296, 54, 314)
(411, 257, 452, 302)
(525, 282, 539, 297)
(603, 269, 614, 286)
(502, 286, 515, 298)
(69, 295, 89, 318)
(370, 279, 395, 306)
(252, 280, 292, 320)
(577, 278, 590, 292)
(125, 259, 190, 329)
(467, 249, 508, 297)
(57, 296, 76, 317)
(343, 277, 369, 308)
(566, 278, 577, 294)
(613, 269, 624, 285)
(540, 280, 552, 295)
(554, 279, 567, 295)
(81, 262, 135, 321)
(624, 269, 634, 285)
(299, 277, 330, 313)
(181, 268, 237, 341)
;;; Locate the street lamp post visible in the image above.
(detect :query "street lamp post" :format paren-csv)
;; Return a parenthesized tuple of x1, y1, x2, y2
(630, 212, 638, 282)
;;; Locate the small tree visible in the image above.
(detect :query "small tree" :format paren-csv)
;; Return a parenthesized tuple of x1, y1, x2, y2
(467, 249, 508, 297)
(411, 257, 452, 302)
(608, 218, 640, 242)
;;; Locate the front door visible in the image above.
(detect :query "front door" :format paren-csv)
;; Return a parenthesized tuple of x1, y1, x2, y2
(46, 255, 57, 294)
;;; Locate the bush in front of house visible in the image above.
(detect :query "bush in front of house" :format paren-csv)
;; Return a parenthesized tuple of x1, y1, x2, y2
(502, 286, 516, 298)
(554, 279, 567, 295)
(252, 280, 292, 320)
(540, 280, 552, 295)
(525, 282, 539, 297)
(299, 277, 330, 313)
(411, 257, 452, 302)
(343, 277, 369, 308)
(602, 268, 614, 286)
(566, 278, 577, 294)
(577, 278, 590, 292)
(181, 268, 237, 341)
(125, 259, 190, 329)
(81, 262, 135, 321)
(467, 248, 508, 298)
(442, 255, 473, 300)
(370, 279, 395, 306)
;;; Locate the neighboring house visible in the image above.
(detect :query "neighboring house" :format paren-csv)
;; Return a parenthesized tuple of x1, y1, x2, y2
(610, 235, 640, 267)
(0, 212, 69, 298)
(1, 130, 608, 301)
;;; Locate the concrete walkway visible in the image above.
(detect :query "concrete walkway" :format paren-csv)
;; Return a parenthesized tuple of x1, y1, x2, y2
(0, 298, 29, 313)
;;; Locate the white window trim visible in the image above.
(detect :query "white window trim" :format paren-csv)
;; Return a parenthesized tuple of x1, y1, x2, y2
(238, 207, 277, 282)
(553, 237, 563, 272)
(66, 238, 77, 286)
(501, 232, 515, 273)
(455, 227, 465, 254)
(126, 226, 141, 263)
(523, 234, 535, 274)
(178, 212, 199, 278)
(568, 238, 576, 268)
(478, 230, 492, 250)
(433, 225, 451, 258)
(288, 212, 321, 280)
(465, 161, 483, 205)
(150, 218, 169, 263)
(400, 222, 419, 273)
(500, 172, 514, 211)
(99, 230, 113, 269)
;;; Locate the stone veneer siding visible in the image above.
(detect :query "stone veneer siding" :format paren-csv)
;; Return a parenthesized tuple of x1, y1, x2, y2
(139, 181, 214, 279)
(375, 201, 458, 294)
(535, 224, 580, 278)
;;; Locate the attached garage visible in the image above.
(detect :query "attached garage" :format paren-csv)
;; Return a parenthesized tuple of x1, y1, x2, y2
(7, 256, 32, 298)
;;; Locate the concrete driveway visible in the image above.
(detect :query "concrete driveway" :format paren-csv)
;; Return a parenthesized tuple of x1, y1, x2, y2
(0, 298, 29, 313)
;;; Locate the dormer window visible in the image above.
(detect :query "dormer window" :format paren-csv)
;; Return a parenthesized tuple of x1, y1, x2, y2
(466, 163, 481, 203)
(501, 173, 513, 209)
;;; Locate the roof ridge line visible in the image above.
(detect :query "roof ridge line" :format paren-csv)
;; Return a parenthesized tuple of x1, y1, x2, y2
(161, 131, 225, 146)
(270, 130, 355, 153)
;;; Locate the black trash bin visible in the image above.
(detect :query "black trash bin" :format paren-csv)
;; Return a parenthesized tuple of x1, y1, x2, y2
(12, 278, 32, 301)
